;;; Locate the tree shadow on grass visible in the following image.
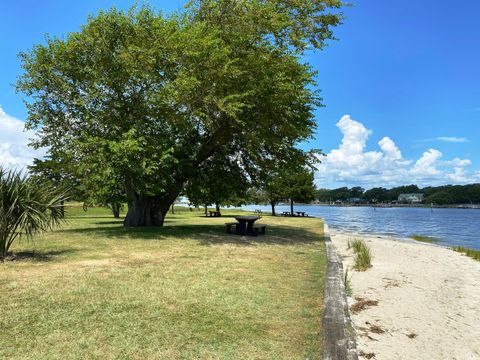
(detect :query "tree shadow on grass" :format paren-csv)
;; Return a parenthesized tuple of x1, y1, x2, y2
(58, 220, 323, 246)
(199, 226, 323, 246)
(195, 214, 256, 219)
(2, 249, 76, 262)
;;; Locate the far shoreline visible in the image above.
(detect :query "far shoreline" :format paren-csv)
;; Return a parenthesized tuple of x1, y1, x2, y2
(281, 203, 480, 209)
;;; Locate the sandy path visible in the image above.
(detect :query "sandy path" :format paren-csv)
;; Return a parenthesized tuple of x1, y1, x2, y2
(329, 228, 480, 360)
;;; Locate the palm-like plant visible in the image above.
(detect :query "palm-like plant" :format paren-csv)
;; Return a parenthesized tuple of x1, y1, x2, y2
(0, 167, 68, 257)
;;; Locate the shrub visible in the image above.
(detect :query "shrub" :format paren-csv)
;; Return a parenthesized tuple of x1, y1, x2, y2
(0, 167, 67, 257)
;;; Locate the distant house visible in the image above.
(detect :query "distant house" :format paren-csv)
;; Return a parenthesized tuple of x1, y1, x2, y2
(398, 193, 424, 203)
(347, 197, 363, 204)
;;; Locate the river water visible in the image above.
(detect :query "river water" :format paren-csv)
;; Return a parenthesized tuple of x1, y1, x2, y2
(241, 204, 480, 250)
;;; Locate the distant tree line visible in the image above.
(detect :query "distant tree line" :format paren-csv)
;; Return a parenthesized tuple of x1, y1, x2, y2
(316, 184, 480, 205)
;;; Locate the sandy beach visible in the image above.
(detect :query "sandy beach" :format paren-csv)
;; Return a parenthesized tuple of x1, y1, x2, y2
(328, 228, 480, 360)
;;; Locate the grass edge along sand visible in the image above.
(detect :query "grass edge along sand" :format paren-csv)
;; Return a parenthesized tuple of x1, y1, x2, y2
(451, 246, 480, 261)
(0, 206, 327, 359)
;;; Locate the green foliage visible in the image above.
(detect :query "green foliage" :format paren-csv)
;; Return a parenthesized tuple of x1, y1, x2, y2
(260, 167, 316, 212)
(287, 170, 316, 204)
(350, 239, 372, 271)
(410, 234, 439, 243)
(185, 152, 250, 208)
(425, 191, 455, 205)
(452, 246, 480, 261)
(17, 3, 343, 226)
(363, 187, 389, 203)
(0, 168, 67, 256)
(422, 184, 480, 204)
(29, 153, 126, 217)
(28, 154, 85, 200)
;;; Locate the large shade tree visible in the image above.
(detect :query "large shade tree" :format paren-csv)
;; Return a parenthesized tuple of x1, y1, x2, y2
(17, 1, 343, 227)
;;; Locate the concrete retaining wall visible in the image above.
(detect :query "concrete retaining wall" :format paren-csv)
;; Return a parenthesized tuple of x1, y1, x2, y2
(322, 224, 358, 360)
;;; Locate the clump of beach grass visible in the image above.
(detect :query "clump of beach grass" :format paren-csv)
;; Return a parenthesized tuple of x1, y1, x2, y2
(351, 239, 372, 271)
(410, 234, 439, 244)
(344, 267, 353, 297)
(451, 246, 480, 261)
(350, 239, 364, 253)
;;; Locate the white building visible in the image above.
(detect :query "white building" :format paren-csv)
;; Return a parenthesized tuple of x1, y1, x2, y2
(398, 193, 424, 203)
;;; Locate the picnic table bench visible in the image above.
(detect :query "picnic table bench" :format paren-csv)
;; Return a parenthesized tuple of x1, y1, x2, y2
(252, 223, 267, 234)
(225, 222, 238, 234)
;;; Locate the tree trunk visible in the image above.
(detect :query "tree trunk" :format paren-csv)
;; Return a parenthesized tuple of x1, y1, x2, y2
(215, 203, 220, 212)
(171, 203, 175, 214)
(204, 204, 208, 216)
(124, 194, 176, 227)
(111, 203, 121, 218)
(290, 199, 294, 215)
(270, 201, 276, 216)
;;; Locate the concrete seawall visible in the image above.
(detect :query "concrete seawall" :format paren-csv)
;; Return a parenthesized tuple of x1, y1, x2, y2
(322, 223, 358, 360)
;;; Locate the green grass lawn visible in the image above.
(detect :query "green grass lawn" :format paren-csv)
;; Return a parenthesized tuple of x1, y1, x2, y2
(0, 206, 326, 359)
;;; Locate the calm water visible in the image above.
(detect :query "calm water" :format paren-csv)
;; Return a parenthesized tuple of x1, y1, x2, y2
(242, 204, 480, 250)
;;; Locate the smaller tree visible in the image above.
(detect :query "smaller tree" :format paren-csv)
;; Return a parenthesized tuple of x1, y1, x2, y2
(0, 168, 67, 257)
(261, 167, 316, 215)
(285, 170, 316, 215)
(29, 154, 83, 217)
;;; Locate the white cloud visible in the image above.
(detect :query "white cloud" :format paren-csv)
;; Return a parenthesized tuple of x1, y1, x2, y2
(436, 136, 468, 143)
(316, 115, 479, 188)
(411, 149, 442, 177)
(0, 107, 44, 170)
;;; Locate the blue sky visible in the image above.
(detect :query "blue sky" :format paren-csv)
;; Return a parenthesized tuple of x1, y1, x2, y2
(1, 0, 479, 188)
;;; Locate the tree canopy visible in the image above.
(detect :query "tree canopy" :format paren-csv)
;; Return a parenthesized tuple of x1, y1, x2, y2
(17, 1, 343, 226)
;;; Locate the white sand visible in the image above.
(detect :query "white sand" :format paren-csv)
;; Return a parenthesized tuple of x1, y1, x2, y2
(328, 228, 480, 360)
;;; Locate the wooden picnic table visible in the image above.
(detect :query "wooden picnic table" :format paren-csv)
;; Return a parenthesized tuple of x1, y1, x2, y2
(295, 211, 306, 217)
(208, 210, 221, 217)
(234, 215, 260, 235)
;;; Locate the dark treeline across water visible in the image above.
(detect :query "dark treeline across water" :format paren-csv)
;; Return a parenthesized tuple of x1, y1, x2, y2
(316, 184, 480, 205)
(241, 204, 480, 250)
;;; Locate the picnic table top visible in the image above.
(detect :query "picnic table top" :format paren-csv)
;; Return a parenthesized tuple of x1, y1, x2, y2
(235, 215, 260, 221)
